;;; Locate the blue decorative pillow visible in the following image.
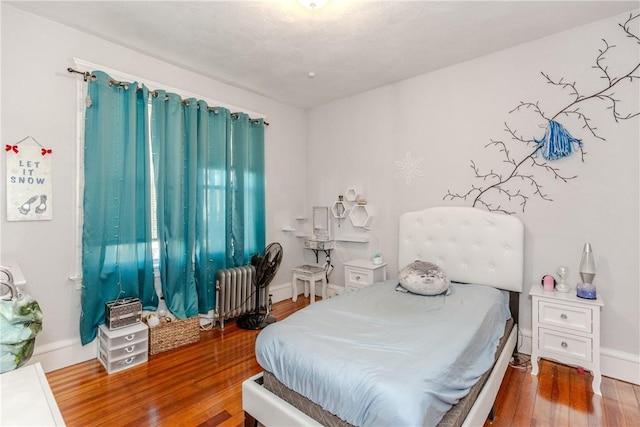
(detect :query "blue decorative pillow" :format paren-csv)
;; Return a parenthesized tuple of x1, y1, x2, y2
(398, 261, 450, 296)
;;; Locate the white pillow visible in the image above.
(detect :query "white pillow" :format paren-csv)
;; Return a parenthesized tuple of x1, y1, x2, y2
(398, 260, 450, 296)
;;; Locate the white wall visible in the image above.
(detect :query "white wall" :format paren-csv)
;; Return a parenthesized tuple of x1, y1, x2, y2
(0, 5, 307, 371)
(306, 11, 639, 384)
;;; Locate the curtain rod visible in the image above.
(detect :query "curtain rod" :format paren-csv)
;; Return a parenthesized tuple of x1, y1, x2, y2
(67, 67, 269, 126)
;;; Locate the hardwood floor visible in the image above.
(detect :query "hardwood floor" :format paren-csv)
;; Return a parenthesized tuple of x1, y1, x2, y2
(487, 354, 640, 427)
(47, 297, 640, 427)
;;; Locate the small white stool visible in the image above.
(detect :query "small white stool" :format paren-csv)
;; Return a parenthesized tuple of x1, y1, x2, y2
(292, 265, 327, 303)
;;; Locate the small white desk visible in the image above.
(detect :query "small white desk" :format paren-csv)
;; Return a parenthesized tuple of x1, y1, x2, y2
(0, 362, 65, 426)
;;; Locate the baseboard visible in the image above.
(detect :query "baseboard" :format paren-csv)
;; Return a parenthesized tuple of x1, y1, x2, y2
(269, 282, 292, 303)
(601, 348, 640, 385)
(28, 338, 97, 373)
(29, 284, 298, 373)
(516, 327, 533, 356)
(518, 328, 639, 385)
(271, 282, 345, 304)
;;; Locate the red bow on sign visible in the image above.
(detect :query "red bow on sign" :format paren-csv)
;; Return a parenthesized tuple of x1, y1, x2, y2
(5, 144, 18, 153)
(41, 148, 52, 156)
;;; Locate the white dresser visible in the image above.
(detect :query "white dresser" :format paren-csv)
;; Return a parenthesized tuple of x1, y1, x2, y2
(343, 259, 387, 292)
(529, 285, 603, 395)
(98, 322, 149, 374)
(0, 362, 65, 426)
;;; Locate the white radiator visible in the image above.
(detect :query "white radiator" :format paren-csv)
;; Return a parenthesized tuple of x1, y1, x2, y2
(215, 265, 265, 329)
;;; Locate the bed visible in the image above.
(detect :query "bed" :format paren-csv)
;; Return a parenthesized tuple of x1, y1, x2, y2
(242, 206, 524, 426)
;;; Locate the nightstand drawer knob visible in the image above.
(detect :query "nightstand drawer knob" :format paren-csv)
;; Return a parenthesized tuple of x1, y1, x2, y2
(355, 275, 361, 281)
(561, 341, 568, 348)
(560, 313, 568, 320)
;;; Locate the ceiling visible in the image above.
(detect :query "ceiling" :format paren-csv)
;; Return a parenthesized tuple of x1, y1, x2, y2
(7, 1, 639, 109)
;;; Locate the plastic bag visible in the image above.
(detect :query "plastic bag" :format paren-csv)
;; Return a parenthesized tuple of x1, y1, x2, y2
(0, 278, 43, 373)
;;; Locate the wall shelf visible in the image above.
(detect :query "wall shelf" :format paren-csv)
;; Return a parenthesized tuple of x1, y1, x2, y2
(349, 204, 373, 228)
(345, 188, 358, 202)
(334, 235, 370, 243)
(331, 200, 347, 219)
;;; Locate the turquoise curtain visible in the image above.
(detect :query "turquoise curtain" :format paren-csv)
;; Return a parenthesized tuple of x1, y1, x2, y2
(81, 71, 266, 332)
(151, 92, 199, 319)
(227, 113, 266, 267)
(194, 103, 229, 313)
(81, 71, 157, 345)
(227, 113, 248, 266)
(244, 116, 266, 260)
(152, 103, 266, 316)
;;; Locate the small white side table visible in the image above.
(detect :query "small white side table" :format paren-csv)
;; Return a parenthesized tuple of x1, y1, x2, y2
(343, 259, 387, 292)
(529, 285, 604, 395)
(292, 265, 327, 303)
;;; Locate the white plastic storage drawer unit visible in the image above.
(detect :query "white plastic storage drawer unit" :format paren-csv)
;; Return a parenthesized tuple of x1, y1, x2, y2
(98, 322, 148, 374)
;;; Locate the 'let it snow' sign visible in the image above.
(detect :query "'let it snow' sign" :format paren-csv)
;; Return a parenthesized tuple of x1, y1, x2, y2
(5, 137, 53, 221)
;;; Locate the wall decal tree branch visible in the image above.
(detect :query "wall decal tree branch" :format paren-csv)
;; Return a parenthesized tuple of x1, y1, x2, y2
(444, 13, 639, 214)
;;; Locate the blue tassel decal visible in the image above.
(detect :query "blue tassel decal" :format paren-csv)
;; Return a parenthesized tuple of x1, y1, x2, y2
(535, 120, 583, 160)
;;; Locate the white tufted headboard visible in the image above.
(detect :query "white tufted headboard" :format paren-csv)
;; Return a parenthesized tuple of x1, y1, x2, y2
(398, 207, 524, 293)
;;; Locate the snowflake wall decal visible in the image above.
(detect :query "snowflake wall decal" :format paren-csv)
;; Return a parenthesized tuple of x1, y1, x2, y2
(395, 151, 424, 185)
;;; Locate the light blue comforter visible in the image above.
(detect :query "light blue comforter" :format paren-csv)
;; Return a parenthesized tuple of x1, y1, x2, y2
(255, 280, 509, 427)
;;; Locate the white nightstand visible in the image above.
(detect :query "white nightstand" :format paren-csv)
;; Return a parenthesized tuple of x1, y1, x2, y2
(343, 259, 387, 292)
(529, 285, 603, 395)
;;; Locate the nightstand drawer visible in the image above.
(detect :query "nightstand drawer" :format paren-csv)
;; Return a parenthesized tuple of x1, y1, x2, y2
(346, 267, 373, 286)
(538, 300, 592, 333)
(539, 328, 592, 362)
